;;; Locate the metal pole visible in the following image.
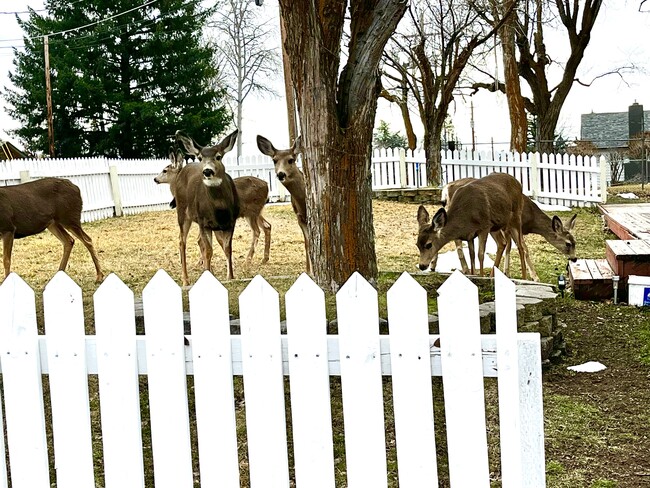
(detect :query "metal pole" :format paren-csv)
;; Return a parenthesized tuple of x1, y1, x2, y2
(44, 35, 55, 157)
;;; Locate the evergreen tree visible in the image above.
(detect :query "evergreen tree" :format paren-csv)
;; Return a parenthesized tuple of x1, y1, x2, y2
(373, 120, 407, 149)
(3, 0, 230, 158)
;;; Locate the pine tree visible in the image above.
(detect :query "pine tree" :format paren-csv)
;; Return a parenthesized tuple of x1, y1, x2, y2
(3, 0, 230, 158)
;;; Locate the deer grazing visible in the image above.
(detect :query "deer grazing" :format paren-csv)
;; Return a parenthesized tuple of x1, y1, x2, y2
(416, 172, 528, 279)
(155, 147, 272, 265)
(171, 129, 240, 285)
(0, 177, 103, 282)
(441, 177, 577, 280)
(256, 134, 311, 274)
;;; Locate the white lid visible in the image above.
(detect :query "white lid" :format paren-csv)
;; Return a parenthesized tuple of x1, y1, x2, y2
(627, 275, 650, 285)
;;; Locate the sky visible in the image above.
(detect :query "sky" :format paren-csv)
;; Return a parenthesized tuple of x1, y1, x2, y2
(1, 1, 650, 154)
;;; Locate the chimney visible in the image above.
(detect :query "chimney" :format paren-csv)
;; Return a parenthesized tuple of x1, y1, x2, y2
(629, 102, 644, 139)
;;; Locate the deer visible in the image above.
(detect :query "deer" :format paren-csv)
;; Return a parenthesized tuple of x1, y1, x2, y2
(171, 129, 240, 285)
(256, 134, 311, 274)
(0, 177, 103, 282)
(441, 177, 577, 281)
(155, 147, 272, 265)
(416, 172, 528, 279)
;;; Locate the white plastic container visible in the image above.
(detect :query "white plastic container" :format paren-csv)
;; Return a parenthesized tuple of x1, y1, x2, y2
(627, 275, 650, 306)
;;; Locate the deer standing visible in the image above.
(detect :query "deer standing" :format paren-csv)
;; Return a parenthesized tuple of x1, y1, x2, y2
(256, 134, 311, 274)
(416, 172, 528, 279)
(0, 177, 103, 282)
(172, 129, 239, 285)
(442, 177, 577, 280)
(155, 148, 271, 264)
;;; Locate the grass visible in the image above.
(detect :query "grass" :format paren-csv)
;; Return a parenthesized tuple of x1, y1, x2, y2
(3, 189, 650, 487)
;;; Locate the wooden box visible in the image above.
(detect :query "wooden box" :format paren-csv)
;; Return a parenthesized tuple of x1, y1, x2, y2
(568, 259, 614, 301)
(605, 240, 650, 278)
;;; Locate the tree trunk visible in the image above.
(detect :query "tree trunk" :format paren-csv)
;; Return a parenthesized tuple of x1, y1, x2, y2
(423, 121, 443, 186)
(278, 0, 406, 292)
(497, 1, 528, 153)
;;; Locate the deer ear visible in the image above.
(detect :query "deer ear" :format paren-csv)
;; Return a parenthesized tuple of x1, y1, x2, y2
(292, 135, 303, 155)
(417, 205, 430, 226)
(175, 130, 201, 156)
(431, 208, 447, 230)
(175, 149, 185, 168)
(257, 135, 276, 157)
(216, 129, 238, 154)
(551, 215, 563, 233)
(168, 146, 176, 163)
(567, 214, 577, 231)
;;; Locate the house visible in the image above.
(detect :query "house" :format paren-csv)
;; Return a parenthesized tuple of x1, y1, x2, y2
(580, 102, 650, 180)
(0, 140, 28, 160)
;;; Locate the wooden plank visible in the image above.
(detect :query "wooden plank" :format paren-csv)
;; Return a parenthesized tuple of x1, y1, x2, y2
(285, 274, 335, 488)
(239, 276, 290, 488)
(0, 274, 50, 488)
(190, 272, 240, 488)
(437, 271, 490, 487)
(387, 273, 438, 486)
(585, 259, 603, 280)
(142, 270, 193, 488)
(606, 240, 636, 257)
(594, 259, 614, 280)
(568, 259, 594, 282)
(94, 274, 145, 488)
(337, 272, 388, 488)
(624, 239, 650, 255)
(43, 272, 95, 487)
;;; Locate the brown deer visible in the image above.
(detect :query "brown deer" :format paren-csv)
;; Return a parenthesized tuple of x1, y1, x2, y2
(441, 177, 577, 280)
(0, 177, 103, 282)
(155, 148, 271, 264)
(172, 129, 239, 285)
(416, 172, 528, 279)
(256, 134, 311, 274)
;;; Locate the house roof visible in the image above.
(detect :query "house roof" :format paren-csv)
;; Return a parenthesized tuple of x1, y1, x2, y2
(580, 109, 650, 150)
(0, 140, 28, 160)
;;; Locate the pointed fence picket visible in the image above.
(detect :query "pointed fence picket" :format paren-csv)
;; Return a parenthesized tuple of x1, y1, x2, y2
(0, 269, 546, 487)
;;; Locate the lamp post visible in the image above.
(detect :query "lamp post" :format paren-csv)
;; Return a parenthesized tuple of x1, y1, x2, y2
(612, 275, 620, 304)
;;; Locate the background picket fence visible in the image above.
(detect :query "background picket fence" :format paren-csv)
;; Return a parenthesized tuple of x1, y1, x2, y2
(0, 269, 545, 488)
(0, 148, 605, 223)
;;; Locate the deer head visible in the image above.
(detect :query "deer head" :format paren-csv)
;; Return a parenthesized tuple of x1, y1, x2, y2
(175, 129, 238, 187)
(154, 147, 185, 185)
(416, 205, 447, 271)
(256, 134, 302, 185)
(549, 214, 578, 262)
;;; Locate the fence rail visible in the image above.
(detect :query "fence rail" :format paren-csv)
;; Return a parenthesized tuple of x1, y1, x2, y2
(0, 149, 606, 223)
(0, 268, 545, 488)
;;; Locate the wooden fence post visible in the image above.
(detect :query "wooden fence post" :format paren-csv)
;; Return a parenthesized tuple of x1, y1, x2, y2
(530, 152, 539, 200)
(109, 164, 124, 217)
(600, 155, 608, 203)
(399, 148, 407, 187)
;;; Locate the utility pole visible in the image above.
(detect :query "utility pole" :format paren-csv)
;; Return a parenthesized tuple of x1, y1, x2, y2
(44, 35, 55, 157)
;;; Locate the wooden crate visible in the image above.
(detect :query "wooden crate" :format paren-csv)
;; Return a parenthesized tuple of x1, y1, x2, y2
(568, 259, 614, 301)
(605, 239, 650, 278)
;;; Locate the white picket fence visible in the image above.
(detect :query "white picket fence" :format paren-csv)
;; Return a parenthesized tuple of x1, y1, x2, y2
(0, 268, 545, 488)
(0, 148, 604, 223)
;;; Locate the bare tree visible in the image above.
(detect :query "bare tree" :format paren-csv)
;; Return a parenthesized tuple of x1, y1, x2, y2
(381, 1, 508, 186)
(475, 1, 609, 154)
(278, 0, 407, 292)
(210, 0, 280, 157)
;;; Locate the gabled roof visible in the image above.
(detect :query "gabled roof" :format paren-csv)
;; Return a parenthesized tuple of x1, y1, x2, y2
(580, 110, 650, 150)
(0, 140, 28, 160)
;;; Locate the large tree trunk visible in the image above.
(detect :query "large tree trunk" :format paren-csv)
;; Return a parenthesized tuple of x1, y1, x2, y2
(279, 0, 406, 291)
(497, 1, 528, 153)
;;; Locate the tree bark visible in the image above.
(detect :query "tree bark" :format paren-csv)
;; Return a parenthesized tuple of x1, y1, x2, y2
(279, 0, 406, 291)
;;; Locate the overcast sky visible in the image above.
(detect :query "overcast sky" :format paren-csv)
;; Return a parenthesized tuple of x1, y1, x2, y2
(1, 1, 650, 154)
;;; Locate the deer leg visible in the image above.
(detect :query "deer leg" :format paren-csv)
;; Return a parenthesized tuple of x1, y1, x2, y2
(215, 230, 235, 280)
(260, 215, 271, 264)
(477, 233, 489, 276)
(47, 223, 75, 274)
(179, 219, 193, 286)
(201, 230, 214, 275)
(2, 232, 15, 278)
(63, 224, 104, 282)
(510, 226, 528, 281)
(525, 246, 540, 281)
(454, 239, 470, 273)
(245, 216, 260, 264)
(467, 238, 476, 275)
(503, 233, 512, 276)
(491, 230, 508, 276)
